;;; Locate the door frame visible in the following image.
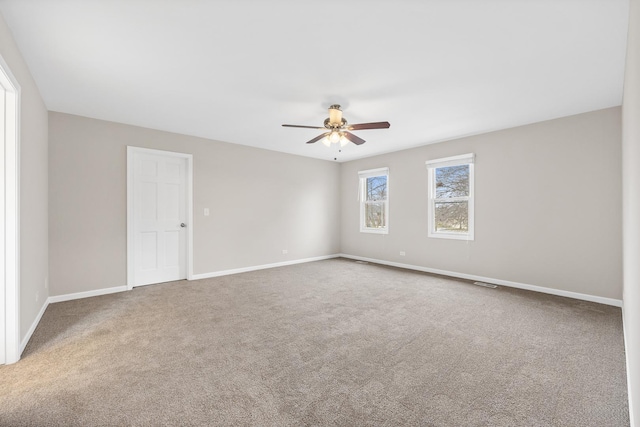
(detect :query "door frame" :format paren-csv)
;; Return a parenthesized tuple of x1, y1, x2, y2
(1, 53, 21, 365)
(126, 146, 193, 290)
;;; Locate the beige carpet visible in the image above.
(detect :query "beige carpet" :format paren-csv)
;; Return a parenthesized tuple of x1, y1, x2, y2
(0, 258, 629, 426)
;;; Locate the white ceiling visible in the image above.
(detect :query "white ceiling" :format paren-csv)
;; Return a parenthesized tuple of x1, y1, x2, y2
(0, 0, 630, 162)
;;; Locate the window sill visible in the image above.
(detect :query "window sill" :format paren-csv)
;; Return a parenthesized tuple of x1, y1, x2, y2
(360, 228, 389, 235)
(428, 231, 474, 241)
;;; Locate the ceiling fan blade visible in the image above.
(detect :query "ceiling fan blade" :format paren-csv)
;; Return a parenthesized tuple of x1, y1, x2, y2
(282, 124, 325, 130)
(306, 132, 330, 144)
(343, 131, 366, 145)
(347, 121, 391, 130)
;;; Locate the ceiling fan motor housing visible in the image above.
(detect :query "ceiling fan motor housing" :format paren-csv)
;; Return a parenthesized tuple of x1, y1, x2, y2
(327, 104, 345, 128)
(324, 117, 347, 130)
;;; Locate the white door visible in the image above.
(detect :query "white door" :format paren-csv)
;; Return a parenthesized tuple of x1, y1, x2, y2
(1, 53, 20, 365)
(128, 148, 190, 287)
(1, 85, 6, 364)
(0, 55, 20, 364)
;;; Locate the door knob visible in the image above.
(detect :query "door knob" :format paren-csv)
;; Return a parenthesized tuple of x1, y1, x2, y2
(180, 223, 186, 228)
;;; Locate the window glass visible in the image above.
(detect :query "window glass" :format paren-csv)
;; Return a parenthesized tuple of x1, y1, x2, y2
(435, 165, 469, 198)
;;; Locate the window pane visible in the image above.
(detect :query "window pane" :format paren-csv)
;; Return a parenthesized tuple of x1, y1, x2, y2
(435, 165, 469, 198)
(366, 176, 387, 201)
(435, 201, 468, 232)
(365, 202, 386, 228)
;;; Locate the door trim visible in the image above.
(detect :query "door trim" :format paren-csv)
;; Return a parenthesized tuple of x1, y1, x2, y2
(126, 146, 193, 290)
(1, 52, 21, 365)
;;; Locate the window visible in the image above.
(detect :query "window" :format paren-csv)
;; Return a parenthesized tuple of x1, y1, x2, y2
(358, 167, 389, 234)
(426, 154, 474, 240)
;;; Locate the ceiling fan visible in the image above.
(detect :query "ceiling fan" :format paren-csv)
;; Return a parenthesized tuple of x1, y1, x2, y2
(282, 104, 390, 147)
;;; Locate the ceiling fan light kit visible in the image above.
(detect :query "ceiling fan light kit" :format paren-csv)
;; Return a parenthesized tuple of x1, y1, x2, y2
(282, 104, 390, 147)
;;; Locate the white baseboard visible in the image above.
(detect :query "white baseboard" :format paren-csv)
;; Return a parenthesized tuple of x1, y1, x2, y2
(191, 254, 341, 280)
(48, 285, 128, 304)
(20, 298, 49, 354)
(339, 253, 623, 307)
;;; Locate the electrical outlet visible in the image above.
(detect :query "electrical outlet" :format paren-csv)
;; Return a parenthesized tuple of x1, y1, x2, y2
(399, 251, 406, 256)
(204, 208, 210, 216)
(282, 249, 288, 254)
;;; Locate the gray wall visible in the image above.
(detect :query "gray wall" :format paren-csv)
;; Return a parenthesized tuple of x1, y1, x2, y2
(0, 13, 49, 340)
(623, 0, 640, 423)
(48, 112, 340, 296)
(341, 107, 622, 300)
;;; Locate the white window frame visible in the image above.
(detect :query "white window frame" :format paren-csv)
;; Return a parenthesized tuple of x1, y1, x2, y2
(426, 153, 474, 241)
(358, 167, 389, 234)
